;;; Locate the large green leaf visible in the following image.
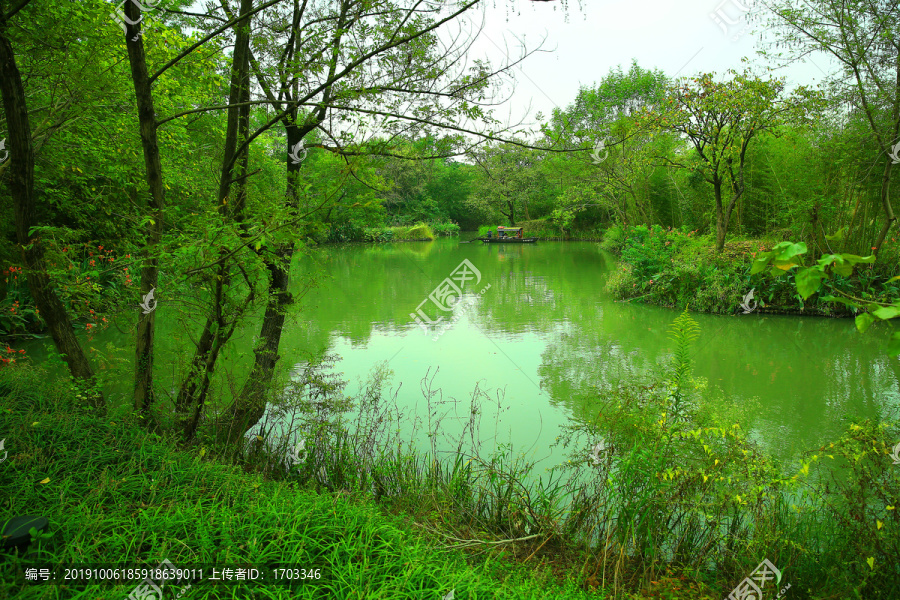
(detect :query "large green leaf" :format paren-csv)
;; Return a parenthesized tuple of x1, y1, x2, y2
(831, 260, 853, 277)
(774, 242, 807, 260)
(855, 313, 875, 334)
(795, 267, 827, 299)
(824, 227, 846, 242)
(750, 257, 772, 275)
(872, 305, 900, 321)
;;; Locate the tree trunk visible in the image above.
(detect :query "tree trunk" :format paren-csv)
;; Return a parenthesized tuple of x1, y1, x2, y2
(217, 244, 293, 446)
(0, 12, 105, 413)
(123, 1, 165, 424)
(872, 158, 896, 256)
(215, 125, 301, 447)
(177, 0, 255, 442)
(714, 177, 726, 253)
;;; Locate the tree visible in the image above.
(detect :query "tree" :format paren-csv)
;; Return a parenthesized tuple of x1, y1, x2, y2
(766, 0, 900, 258)
(467, 141, 546, 225)
(544, 61, 672, 228)
(174, 0, 562, 446)
(0, 0, 105, 412)
(0, 0, 581, 452)
(644, 68, 822, 253)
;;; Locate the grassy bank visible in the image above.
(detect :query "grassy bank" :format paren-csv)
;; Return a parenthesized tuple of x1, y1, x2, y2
(0, 365, 597, 600)
(322, 222, 460, 244)
(600, 224, 900, 315)
(2, 322, 899, 599)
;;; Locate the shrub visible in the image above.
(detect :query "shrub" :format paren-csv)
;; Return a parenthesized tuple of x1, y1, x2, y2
(327, 221, 366, 243)
(364, 227, 394, 242)
(599, 224, 627, 253)
(430, 222, 460, 237)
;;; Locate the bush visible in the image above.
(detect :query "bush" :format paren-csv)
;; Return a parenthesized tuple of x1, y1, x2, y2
(363, 227, 394, 242)
(327, 221, 366, 243)
(603, 225, 749, 312)
(430, 222, 460, 237)
(599, 224, 627, 253)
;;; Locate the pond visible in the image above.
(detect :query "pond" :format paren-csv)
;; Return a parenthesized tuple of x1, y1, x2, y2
(22, 238, 900, 476)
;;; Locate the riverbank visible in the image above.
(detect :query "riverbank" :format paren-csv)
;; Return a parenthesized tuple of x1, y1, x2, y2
(476, 222, 605, 242)
(2, 342, 898, 599)
(600, 224, 900, 316)
(0, 364, 601, 600)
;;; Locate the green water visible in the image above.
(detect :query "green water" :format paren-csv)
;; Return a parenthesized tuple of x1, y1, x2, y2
(22, 238, 900, 472)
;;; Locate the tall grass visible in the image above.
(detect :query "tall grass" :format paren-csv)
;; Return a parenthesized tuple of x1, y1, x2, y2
(2, 309, 899, 599)
(0, 363, 600, 600)
(389, 222, 435, 241)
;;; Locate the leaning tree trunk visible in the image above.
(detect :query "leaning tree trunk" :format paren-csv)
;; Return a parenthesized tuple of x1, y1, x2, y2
(122, 1, 165, 424)
(176, 0, 255, 443)
(215, 124, 301, 447)
(217, 244, 293, 447)
(0, 10, 105, 413)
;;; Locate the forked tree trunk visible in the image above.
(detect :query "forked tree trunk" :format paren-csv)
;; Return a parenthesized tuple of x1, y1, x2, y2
(177, 0, 255, 443)
(215, 124, 301, 447)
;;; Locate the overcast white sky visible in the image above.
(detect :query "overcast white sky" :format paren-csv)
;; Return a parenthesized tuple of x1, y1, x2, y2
(446, 0, 837, 131)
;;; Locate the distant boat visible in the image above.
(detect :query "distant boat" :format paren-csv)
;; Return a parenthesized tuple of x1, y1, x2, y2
(479, 226, 537, 243)
(479, 237, 537, 244)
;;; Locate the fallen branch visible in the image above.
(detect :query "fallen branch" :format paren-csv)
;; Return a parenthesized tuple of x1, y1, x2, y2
(412, 521, 541, 549)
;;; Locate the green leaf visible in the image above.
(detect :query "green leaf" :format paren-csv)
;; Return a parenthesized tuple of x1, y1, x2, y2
(872, 305, 900, 321)
(795, 267, 827, 299)
(775, 242, 807, 260)
(832, 260, 853, 277)
(856, 313, 875, 334)
(824, 227, 846, 242)
(750, 257, 771, 275)
(843, 254, 876, 265)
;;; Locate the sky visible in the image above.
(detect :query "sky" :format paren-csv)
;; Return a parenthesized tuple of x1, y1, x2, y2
(442, 0, 838, 132)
